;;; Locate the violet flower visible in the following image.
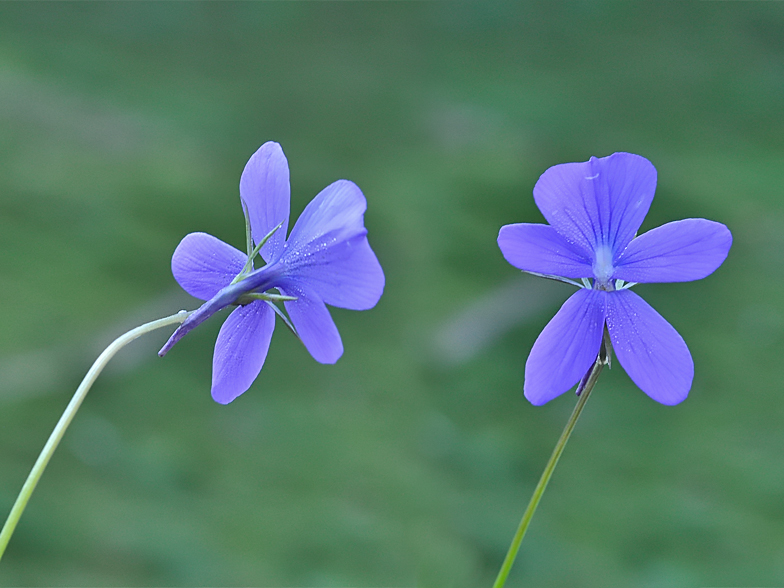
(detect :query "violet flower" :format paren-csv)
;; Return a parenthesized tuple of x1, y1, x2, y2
(497, 152, 731, 406)
(159, 142, 384, 404)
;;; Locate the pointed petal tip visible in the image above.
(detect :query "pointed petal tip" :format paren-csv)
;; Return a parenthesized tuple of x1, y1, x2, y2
(523, 385, 552, 406)
(639, 380, 691, 406)
(654, 389, 690, 406)
(644, 367, 693, 406)
(314, 352, 342, 365)
(158, 327, 184, 357)
(211, 388, 237, 405)
(248, 141, 285, 163)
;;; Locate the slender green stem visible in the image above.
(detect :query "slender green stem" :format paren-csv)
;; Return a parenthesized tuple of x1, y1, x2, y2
(492, 355, 605, 588)
(0, 310, 192, 561)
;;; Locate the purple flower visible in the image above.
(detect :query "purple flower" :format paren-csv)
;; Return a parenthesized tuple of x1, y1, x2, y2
(497, 153, 732, 406)
(159, 142, 384, 404)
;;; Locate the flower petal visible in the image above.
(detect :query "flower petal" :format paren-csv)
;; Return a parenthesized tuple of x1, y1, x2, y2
(171, 232, 246, 301)
(285, 180, 367, 252)
(613, 219, 732, 283)
(524, 289, 606, 406)
(279, 282, 343, 364)
(211, 301, 276, 404)
(533, 152, 657, 259)
(606, 290, 693, 405)
(239, 141, 290, 263)
(497, 223, 593, 279)
(160, 262, 284, 358)
(283, 229, 384, 310)
(281, 179, 383, 309)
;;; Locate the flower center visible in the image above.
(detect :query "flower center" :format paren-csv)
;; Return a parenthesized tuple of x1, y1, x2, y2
(593, 244, 615, 290)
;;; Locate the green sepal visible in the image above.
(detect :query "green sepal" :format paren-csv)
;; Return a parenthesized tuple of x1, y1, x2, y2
(231, 220, 285, 285)
(241, 198, 253, 259)
(237, 292, 298, 304)
(600, 327, 612, 369)
(265, 300, 299, 340)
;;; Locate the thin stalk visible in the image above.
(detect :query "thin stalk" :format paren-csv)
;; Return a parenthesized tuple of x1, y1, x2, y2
(492, 355, 605, 588)
(0, 310, 191, 561)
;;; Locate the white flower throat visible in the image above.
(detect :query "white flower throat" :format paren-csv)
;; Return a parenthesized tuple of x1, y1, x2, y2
(592, 244, 615, 290)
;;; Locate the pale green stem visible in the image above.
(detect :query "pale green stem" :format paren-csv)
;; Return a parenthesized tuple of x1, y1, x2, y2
(0, 310, 192, 561)
(492, 355, 605, 588)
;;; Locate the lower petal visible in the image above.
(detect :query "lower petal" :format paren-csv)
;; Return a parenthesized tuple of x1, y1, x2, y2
(212, 302, 276, 404)
(524, 288, 606, 406)
(606, 290, 693, 405)
(280, 283, 343, 364)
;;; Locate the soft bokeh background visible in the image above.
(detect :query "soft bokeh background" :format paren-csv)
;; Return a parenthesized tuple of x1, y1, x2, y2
(0, 3, 782, 586)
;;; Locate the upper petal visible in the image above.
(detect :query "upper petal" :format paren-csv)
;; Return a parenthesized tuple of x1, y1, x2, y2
(524, 288, 606, 406)
(282, 179, 383, 309)
(211, 301, 276, 404)
(171, 232, 246, 301)
(533, 153, 657, 261)
(497, 223, 593, 279)
(613, 219, 732, 283)
(239, 142, 290, 263)
(279, 282, 343, 364)
(285, 179, 367, 252)
(605, 289, 693, 405)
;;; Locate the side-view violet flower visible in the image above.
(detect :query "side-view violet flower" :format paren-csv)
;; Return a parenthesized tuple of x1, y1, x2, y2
(498, 152, 731, 406)
(159, 141, 384, 404)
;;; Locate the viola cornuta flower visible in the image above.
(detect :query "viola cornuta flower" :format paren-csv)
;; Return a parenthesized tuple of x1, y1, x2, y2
(159, 142, 384, 404)
(498, 152, 731, 406)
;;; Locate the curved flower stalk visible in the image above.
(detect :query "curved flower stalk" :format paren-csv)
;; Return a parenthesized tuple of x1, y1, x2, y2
(1, 311, 192, 561)
(498, 152, 731, 406)
(0, 142, 384, 562)
(160, 142, 385, 404)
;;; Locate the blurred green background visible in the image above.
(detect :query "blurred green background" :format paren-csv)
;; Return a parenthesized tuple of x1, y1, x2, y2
(0, 3, 782, 586)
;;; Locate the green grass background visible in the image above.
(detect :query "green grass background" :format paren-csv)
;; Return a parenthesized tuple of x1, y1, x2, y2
(1, 3, 782, 586)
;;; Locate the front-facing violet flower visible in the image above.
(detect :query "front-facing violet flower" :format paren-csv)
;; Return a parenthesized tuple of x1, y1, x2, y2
(159, 142, 384, 404)
(498, 152, 731, 406)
